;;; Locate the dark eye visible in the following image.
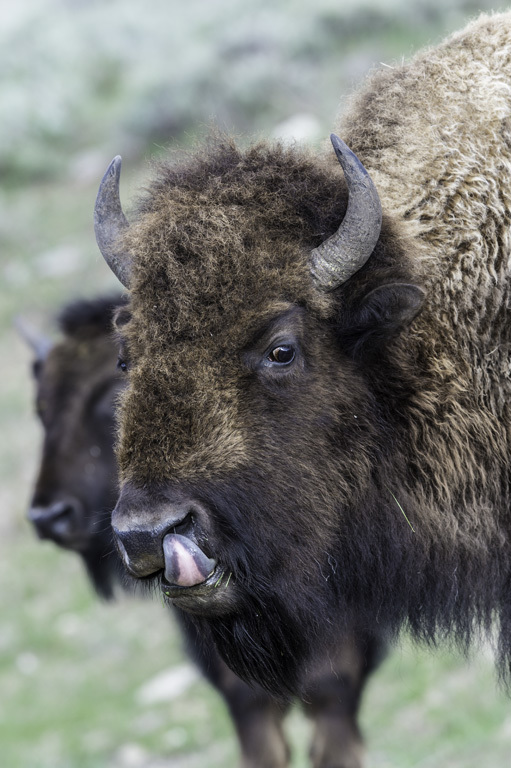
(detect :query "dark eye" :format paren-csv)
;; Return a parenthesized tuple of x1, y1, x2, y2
(267, 344, 295, 365)
(117, 357, 128, 373)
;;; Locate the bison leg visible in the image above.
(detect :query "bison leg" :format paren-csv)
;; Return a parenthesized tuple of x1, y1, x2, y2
(217, 667, 291, 768)
(302, 633, 385, 768)
(175, 609, 290, 768)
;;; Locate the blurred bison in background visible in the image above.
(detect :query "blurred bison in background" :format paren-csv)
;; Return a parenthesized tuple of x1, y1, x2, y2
(24, 295, 124, 597)
(95, 11, 511, 701)
(23, 296, 383, 768)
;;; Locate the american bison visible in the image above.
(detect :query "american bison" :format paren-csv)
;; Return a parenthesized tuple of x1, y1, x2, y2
(25, 295, 125, 596)
(24, 296, 383, 768)
(94, 11, 511, 699)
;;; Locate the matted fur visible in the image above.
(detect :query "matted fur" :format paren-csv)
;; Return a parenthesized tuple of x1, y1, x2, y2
(112, 13, 511, 696)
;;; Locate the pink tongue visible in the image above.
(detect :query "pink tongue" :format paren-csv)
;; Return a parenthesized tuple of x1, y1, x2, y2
(162, 533, 217, 587)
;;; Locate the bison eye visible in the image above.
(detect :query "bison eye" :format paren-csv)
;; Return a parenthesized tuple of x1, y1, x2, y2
(267, 344, 295, 365)
(117, 356, 128, 373)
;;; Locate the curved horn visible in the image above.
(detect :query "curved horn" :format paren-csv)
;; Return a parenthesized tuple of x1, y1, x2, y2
(14, 316, 52, 360)
(309, 134, 382, 291)
(94, 156, 132, 289)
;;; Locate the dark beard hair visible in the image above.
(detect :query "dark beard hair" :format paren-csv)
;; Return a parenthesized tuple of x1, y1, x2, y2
(190, 589, 312, 700)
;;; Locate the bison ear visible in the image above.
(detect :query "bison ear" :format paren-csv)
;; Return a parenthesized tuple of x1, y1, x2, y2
(113, 306, 131, 331)
(339, 282, 425, 357)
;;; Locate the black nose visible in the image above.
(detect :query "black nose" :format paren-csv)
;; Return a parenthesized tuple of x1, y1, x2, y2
(112, 485, 208, 578)
(28, 500, 78, 544)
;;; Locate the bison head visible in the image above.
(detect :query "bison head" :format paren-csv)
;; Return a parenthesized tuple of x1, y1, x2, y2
(25, 297, 125, 597)
(95, 137, 424, 694)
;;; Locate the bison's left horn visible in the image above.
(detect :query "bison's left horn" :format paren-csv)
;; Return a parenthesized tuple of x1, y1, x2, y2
(309, 135, 382, 291)
(94, 156, 132, 289)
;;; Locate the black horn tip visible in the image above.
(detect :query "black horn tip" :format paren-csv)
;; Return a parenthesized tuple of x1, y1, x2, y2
(330, 133, 344, 151)
(330, 134, 369, 179)
(95, 155, 126, 222)
(330, 134, 350, 159)
(102, 155, 122, 184)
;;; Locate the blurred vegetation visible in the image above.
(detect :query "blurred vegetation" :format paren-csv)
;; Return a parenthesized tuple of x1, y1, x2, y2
(1, 0, 510, 766)
(0, 0, 505, 183)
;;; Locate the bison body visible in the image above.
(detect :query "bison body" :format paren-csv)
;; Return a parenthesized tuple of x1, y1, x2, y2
(26, 296, 383, 768)
(98, 12, 511, 697)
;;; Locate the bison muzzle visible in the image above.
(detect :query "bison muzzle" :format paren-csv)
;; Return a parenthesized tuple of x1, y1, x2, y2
(113, 485, 218, 589)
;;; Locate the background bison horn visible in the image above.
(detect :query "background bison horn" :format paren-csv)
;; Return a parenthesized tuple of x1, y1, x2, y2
(94, 156, 132, 289)
(309, 134, 382, 291)
(14, 316, 53, 360)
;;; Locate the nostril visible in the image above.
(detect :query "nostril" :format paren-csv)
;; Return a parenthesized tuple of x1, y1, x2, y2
(168, 512, 194, 538)
(28, 501, 75, 540)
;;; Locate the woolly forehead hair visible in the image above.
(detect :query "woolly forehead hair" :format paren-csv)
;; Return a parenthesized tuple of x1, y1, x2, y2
(120, 139, 353, 347)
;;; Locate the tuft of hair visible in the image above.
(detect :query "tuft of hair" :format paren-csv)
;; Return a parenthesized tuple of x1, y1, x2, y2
(58, 294, 128, 339)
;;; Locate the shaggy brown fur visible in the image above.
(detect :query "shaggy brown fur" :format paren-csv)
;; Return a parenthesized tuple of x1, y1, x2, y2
(109, 12, 511, 697)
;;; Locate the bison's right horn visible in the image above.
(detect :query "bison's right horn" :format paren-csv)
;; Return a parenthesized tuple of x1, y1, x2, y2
(309, 135, 382, 291)
(94, 156, 132, 289)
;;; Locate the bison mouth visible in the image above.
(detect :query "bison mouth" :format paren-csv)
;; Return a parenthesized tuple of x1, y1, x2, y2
(161, 563, 228, 597)
(160, 566, 235, 615)
(162, 532, 217, 586)
(158, 533, 235, 615)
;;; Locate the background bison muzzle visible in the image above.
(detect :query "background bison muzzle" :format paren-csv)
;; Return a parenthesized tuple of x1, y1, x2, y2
(96, 12, 511, 699)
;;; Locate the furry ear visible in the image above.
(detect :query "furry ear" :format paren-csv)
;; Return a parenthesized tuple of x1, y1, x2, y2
(339, 283, 425, 358)
(113, 306, 131, 331)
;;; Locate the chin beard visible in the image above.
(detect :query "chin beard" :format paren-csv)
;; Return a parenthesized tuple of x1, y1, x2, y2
(190, 588, 314, 700)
